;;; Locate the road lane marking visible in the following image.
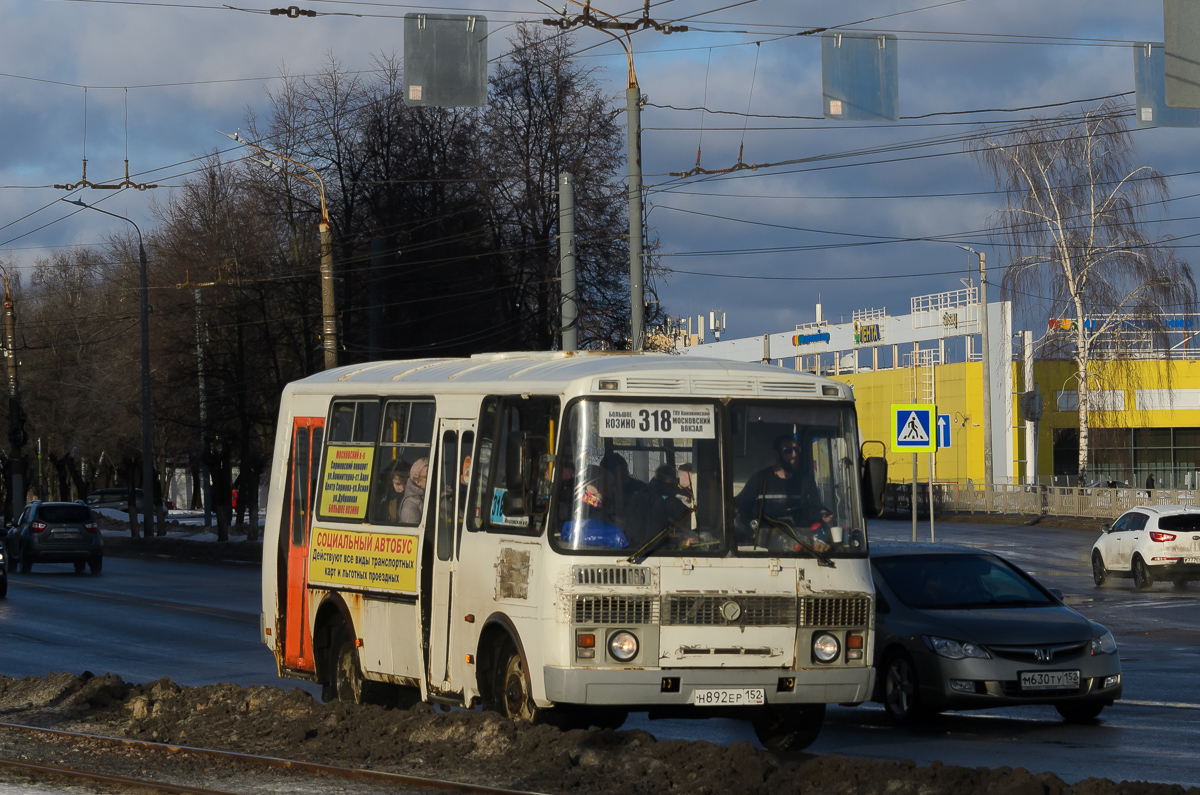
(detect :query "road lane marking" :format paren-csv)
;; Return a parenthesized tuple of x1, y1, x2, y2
(1121, 699, 1200, 710)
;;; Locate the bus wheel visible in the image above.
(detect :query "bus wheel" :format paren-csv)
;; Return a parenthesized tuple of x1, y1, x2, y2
(332, 631, 394, 706)
(751, 703, 825, 752)
(496, 644, 542, 723)
(334, 633, 368, 704)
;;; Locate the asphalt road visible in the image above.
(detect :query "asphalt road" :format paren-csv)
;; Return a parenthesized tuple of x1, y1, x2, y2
(0, 554, 318, 696)
(3, 518, 1199, 786)
(630, 518, 1200, 787)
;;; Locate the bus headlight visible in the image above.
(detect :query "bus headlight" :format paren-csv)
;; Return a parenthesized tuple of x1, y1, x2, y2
(608, 631, 639, 662)
(812, 633, 840, 663)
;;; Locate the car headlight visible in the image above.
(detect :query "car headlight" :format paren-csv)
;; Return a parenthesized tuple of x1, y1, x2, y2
(1091, 631, 1118, 655)
(924, 636, 992, 660)
(608, 631, 639, 662)
(812, 632, 840, 663)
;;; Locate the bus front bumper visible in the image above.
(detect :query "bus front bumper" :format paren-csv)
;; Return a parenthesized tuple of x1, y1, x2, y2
(543, 665, 873, 707)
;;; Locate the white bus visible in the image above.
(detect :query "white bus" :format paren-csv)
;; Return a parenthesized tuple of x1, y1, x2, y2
(261, 352, 886, 750)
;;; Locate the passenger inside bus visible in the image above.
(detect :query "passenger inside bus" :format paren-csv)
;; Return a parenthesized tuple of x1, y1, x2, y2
(625, 464, 699, 550)
(599, 452, 645, 523)
(560, 465, 627, 548)
(401, 458, 429, 524)
(371, 461, 410, 524)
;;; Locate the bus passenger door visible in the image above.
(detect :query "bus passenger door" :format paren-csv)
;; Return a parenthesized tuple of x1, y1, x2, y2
(281, 417, 324, 673)
(426, 419, 474, 692)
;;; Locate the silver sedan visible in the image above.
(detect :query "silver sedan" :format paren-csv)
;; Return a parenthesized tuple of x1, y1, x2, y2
(869, 542, 1122, 723)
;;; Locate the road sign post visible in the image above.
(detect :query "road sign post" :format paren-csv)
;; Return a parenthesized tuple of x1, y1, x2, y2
(936, 413, 951, 449)
(892, 404, 937, 542)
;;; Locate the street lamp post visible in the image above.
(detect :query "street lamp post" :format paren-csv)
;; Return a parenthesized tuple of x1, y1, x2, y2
(218, 130, 337, 369)
(63, 198, 155, 537)
(957, 245, 992, 489)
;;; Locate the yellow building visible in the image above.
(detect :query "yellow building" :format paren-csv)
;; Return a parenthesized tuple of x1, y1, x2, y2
(679, 290, 1200, 488)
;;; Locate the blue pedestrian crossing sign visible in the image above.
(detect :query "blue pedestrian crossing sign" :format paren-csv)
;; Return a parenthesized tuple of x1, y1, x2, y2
(891, 404, 936, 453)
(937, 413, 952, 449)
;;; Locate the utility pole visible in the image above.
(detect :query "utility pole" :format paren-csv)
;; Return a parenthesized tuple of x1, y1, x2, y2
(627, 87, 645, 350)
(4, 275, 26, 522)
(559, 173, 578, 351)
(195, 288, 212, 527)
(218, 130, 338, 369)
(544, 3, 686, 352)
(63, 198, 155, 537)
(959, 246, 992, 489)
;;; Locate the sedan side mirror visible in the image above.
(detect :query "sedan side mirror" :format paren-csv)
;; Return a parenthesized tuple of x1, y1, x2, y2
(1101, 523, 1111, 534)
(1047, 588, 1064, 601)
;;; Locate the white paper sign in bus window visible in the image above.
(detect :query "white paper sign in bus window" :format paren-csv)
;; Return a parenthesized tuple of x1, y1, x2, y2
(598, 403, 715, 439)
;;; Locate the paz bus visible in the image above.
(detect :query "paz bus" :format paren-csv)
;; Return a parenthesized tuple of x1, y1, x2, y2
(261, 352, 886, 750)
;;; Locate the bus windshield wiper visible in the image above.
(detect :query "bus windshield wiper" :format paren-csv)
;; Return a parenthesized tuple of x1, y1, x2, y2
(626, 505, 696, 564)
(756, 514, 835, 567)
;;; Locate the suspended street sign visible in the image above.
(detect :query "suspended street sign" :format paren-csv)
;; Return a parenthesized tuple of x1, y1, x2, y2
(1135, 42, 1200, 127)
(404, 14, 488, 108)
(821, 32, 899, 122)
(1164, 0, 1200, 109)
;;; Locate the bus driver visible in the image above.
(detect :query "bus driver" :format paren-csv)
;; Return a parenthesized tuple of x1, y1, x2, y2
(734, 434, 830, 554)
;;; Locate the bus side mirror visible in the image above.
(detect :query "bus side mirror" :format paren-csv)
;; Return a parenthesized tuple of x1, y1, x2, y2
(861, 456, 887, 518)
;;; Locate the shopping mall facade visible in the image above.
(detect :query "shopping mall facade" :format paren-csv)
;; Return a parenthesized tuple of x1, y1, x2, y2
(676, 286, 1200, 489)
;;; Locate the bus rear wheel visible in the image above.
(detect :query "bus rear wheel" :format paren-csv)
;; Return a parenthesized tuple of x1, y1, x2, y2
(330, 627, 392, 706)
(334, 634, 368, 704)
(751, 703, 825, 751)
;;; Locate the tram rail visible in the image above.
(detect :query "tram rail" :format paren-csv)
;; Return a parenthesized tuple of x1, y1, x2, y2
(0, 721, 547, 795)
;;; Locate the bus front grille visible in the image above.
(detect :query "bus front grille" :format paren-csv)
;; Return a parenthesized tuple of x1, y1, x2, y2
(661, 595, 797, 626)
(574, 595, 658, 625)
(573, 566, 650, 586)
(799, 596, 871, 627)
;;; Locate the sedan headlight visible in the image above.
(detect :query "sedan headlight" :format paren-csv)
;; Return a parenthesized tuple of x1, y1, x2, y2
(924, 636, 991, 660)
(1091, 631, 1118, 655)
(608, 631, 639, 662)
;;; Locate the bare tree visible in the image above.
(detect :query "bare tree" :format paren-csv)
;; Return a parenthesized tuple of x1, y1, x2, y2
(479, 23, 632, 349)
(972, 100, 1196, 483)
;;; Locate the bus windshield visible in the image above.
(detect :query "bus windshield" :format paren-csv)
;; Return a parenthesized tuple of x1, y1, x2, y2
(729, 401, 866, 559)
(550, 398, 867, 559)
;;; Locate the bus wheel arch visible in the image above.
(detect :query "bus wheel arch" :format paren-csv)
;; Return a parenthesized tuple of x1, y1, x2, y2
(477, 615, 543, 723)
(312, 595, 356, 702)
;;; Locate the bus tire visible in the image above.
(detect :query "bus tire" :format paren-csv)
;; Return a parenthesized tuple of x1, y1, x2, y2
(493, 642, 543, 723)
(332, 628, 391, 706)
(751, 703, 825, 751)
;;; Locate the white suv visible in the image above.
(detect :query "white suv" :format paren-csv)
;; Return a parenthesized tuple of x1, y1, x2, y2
(1091, 506, 1200, 590)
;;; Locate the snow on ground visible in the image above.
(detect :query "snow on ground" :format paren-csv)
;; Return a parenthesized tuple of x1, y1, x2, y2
(95, 508, 264, 544)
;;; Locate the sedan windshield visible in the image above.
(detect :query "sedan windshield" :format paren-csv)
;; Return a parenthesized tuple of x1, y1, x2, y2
(873, 553, 1054, 609)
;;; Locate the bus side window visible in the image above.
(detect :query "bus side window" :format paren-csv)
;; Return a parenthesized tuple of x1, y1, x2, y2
(368, 398, 435, 526)
(466, 399, 499, 533)
(467, 395, 559, 536)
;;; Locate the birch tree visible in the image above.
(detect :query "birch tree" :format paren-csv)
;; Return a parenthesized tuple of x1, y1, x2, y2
(971, 100, 1195, 483)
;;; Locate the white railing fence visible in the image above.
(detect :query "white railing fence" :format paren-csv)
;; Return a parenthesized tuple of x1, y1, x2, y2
(884, 481, 1194, 520)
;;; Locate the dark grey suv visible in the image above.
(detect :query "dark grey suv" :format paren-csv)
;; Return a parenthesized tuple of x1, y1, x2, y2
(7, 501, 103, 575)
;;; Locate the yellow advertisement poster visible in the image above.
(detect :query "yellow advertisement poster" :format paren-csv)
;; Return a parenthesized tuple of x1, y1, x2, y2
(319, 445, 374, 519)
(309, 527, 419, 592)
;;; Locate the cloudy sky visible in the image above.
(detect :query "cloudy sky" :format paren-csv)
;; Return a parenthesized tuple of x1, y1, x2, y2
(1, 0, 1193, 343)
